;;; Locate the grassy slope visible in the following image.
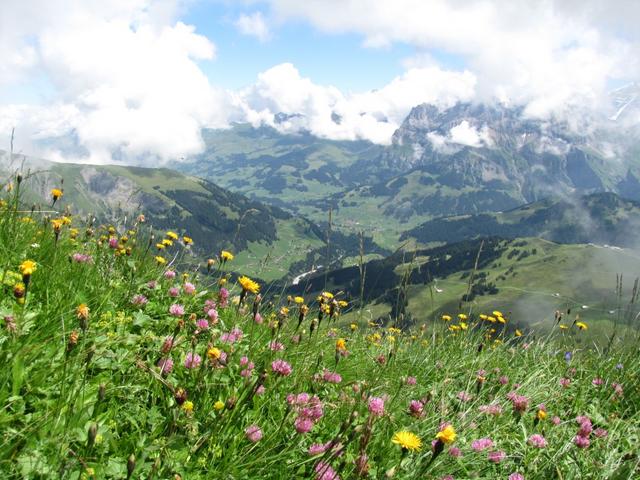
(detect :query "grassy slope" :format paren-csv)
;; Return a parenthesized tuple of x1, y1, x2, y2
(1, 153, 326, 281)
(344, 238, 640, 340)
(1, 186, 639, 479)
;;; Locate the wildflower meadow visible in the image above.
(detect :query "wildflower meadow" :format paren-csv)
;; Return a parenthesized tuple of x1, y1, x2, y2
(1, 180, 639, 479)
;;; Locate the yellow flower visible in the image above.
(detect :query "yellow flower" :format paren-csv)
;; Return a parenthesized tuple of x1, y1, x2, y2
(459, 322, 468, 331)
(51, 188, 63, 201)
(479, 314, 488, 320)
(19, 260, 37, 276)
(441, 314, 452, 322)
(155, 256, 167, 265)
(487, 316, 496, 323)
(156, 243, 165, 250)
(182, 400, 194, 413)
(515, 329, 522, 337)
(435, 425, 456, 444)
(207, 347, 221, 360)
(76, 303, 90, 320)
(559, 324, 569, 330)
(492, 310, 503, 317)
(338, 300, 348, 308)
(321, 291, 334, 299)
(162, 238, 173, 247)
(497, 316, 506, 324)
(392, 431, 422, 452)
(183, 236, 193, 245)
(458, 313, 468, 321)
(350, 323, 358, 331)
(537, 409, 547, 421)
(220, 250, 234, 262)
(336, 338, 347, 352)
(51, 218, 64, 233)
(238, 275, 260, 294)
(575, 322, 588, 330)
(166, 231, 178, 240)
(294, 296, 304, 304)
(214, 400, 225, 411)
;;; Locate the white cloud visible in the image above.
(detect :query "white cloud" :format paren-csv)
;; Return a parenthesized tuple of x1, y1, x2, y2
(0, 0, 229, 164)
(268, 0, 640, 118)
(1, 0, 639, 163)
(235, 12, 271, 42)
(425, 121, 492, 152)
(448, 121, 489, 147)
(232, 63, 476, 144)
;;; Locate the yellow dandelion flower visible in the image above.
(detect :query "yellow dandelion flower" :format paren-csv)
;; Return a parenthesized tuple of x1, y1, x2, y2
(156, 243, 165, 250)
(350, 323, 358, 331)
(459, 322, 468, 330)
(492, 310, 503, 317)
(51, 188, 63, 201)
(575, 322, 588, 330)
(392, 431, 422, 452)
(238, 275, 260, 294)
(294, 296, 304, 304)
(207, 347, 221, 360)
(441, 314, 452, 322)
(435, 425, 456, 444)
(214, 400, 225, 411)
(458, 313, 468, 321)
(19, 260, 37, 276)
(155, 256, 167, 265)
(162, 238, 173, 247)
(51, 218, 64, 233)
(166, 231, 178, 240)
(183, 236, 193, 245)
(515, 329, 522, 337)
(220, 250, 234, 262)
(336, 338, 347, 351)
(559, 324, 569, 330)
(321, 291, 334, 299)
(182, 400, 194, 413)
(537, 409, 547, 421)
(338, 300, 348, 308)
(76, 303, 90, 320)
(497, 316, 506, 324)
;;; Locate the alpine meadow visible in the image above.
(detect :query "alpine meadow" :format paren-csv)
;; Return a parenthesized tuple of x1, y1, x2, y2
(1, 1, 640, 479)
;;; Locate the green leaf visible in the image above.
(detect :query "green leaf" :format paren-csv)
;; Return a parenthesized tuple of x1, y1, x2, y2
(12, 353, 24, 397)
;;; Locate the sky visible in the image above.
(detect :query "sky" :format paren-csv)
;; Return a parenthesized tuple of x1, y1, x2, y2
(0, 0, 639, 164)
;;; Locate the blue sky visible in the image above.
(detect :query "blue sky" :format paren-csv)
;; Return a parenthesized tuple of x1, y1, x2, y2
(183, 2, 417, 91)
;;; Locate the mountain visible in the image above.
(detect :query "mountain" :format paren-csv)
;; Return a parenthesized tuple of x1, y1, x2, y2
(178, 124, 387, 217)
(401, 192, 640, 248)
(0, 150, 329, 280)
(289, 236, 640, 335)
(179, 101, 640, 250)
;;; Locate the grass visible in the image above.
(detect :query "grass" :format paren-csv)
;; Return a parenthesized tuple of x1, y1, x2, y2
(1, 179, 639, 479)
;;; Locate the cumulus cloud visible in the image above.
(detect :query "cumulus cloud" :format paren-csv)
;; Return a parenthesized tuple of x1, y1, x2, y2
(235, 12, 271, 42)
(268, 0, 640, 118)
(0, 0, 229, 164)
(231, 63, 476, 144)
(1, 0, 639, 164)
(448, 121, 489, 147)
(425, 121, 492, 152)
